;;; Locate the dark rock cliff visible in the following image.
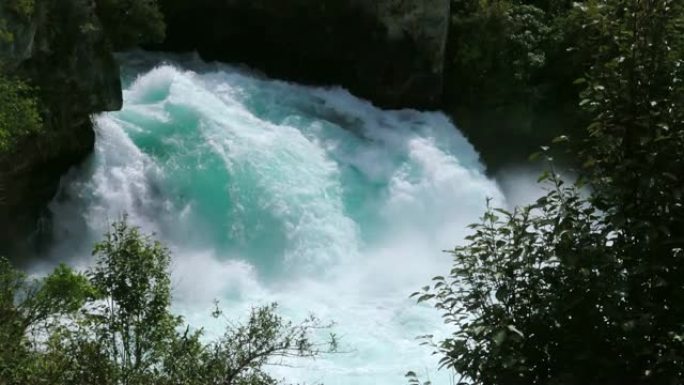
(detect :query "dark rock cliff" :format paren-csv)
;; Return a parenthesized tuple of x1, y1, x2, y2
(0, 0, 122, 257)
(155, 0, 450, 109)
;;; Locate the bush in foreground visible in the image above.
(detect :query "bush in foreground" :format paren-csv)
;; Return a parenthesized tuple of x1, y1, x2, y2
(414, 0, 684, 384)
(1, 219, 335, 385)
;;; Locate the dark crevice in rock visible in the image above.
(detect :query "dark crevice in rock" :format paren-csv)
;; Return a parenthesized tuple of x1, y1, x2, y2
(151, 0, 449, 109)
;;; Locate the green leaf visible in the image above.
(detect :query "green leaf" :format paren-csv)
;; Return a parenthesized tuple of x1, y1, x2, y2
(417, 294, 435, 303)
(537, 170, 551, 183)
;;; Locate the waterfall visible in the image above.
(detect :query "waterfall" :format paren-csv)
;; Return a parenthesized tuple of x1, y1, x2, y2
(47, 52, 504, 385)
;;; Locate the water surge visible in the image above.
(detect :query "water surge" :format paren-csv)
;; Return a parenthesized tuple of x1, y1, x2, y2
(47, 52, 504, 385)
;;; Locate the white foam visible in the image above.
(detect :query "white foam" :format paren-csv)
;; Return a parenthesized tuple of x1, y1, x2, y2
(48, 53, 503, 385)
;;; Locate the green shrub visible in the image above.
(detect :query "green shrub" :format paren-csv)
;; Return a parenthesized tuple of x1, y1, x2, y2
(0, 219, 337, 385)
(0, 75, 43, 154)
(416, 0, 684, 384)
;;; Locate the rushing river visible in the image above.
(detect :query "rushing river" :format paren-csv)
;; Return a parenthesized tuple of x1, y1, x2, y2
(46, 52, 504, 385)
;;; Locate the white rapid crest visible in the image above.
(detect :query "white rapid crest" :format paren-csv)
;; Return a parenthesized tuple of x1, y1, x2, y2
(48, 53, 504, 385)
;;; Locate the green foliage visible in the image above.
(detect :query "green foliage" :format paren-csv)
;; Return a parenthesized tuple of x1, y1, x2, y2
(0, 219, 336, 385)
(86, 219, 181, 384)
(1, 258, 93, 385)
(0, 19, 13, 44)
(418, 0, 684, 384)
(0, 0, 35, 47)
(0, 257, 30, 383)
(445, 0, 587, 166)
(449, 0, 555, 104)
(94, 0, 165, 49)
(405, 370, 432, 385)
(414, 181, 631, 384)
(0, 75, 43, 154)
(196, 303, 336, 385)
(570, 0, 684, 223)
(5, 0, 35, 19)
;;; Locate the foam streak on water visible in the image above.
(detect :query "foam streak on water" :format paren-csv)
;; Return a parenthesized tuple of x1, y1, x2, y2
(48, 53, 504, 385)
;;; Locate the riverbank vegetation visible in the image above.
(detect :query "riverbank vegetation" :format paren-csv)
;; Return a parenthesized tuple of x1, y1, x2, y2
(416, 0, 684, 384)
(443, 0, 592, 167)
(1, 220, 336, 385)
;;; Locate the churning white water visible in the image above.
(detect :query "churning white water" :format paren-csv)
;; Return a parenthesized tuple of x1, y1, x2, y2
(47, 52, 504, 385)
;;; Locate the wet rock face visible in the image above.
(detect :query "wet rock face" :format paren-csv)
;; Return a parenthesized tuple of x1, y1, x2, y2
(0, 0, 122, 258)
(156, 0, 450, 109)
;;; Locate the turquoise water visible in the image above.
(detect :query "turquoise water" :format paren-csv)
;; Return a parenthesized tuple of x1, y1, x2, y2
(48, 52, 504, 385)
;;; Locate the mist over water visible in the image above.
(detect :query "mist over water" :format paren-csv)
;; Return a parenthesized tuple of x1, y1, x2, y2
(47, 52, 504, 385)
